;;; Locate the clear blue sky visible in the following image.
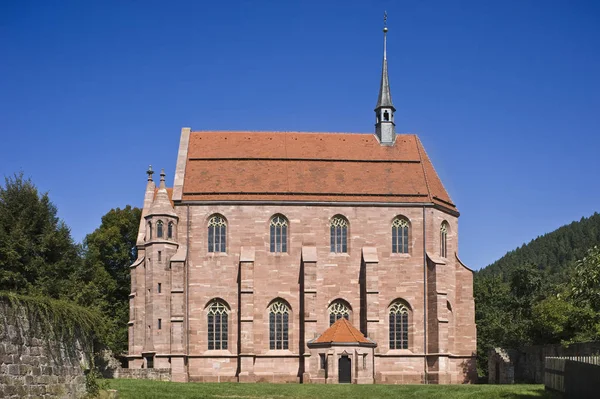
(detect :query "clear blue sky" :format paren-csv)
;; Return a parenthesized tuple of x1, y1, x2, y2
(1, 0, 599, 270)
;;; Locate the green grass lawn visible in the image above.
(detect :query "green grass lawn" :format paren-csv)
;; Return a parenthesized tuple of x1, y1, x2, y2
(105, 379, 557, 399)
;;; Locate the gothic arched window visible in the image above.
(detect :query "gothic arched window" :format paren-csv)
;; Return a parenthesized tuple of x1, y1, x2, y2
(270, 215, 288, 253)
(328, 300, 351, 326)
(147, 222, 152, 240)
(330, 216, 348, 253)
(440, 222, 448, 258)
(167, 222, 174, 239)
(156, 220, 164, 238)
(207, 300, 228, 350)
(269, 300, 289, 350)
(208, 215, 227, 253)
(392, 217, 409, 254)
(389, 301, 409, 350)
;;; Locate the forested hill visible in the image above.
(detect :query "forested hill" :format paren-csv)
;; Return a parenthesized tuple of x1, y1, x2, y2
(478, 212, 600, 280)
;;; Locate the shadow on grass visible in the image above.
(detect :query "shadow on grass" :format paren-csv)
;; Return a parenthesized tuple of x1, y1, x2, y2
(495, 387, 559, 399)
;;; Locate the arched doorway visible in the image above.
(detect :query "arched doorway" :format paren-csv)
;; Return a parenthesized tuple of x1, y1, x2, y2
(338, 355, 351, 383)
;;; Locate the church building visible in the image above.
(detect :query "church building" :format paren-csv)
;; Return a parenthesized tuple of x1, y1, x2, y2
(127, 22, 477, 384)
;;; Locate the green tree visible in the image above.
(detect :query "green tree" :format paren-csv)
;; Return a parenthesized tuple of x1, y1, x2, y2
(570, 246, 600, 311)
(473, 275, 514, 375)
(531, 295, 597, 345)
(82, 205, 142, 354)
(0, 173, 81, 298)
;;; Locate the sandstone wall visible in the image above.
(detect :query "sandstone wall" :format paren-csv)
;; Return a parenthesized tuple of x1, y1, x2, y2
(0, 299, 91, 399)
(116, 368, 171, 381)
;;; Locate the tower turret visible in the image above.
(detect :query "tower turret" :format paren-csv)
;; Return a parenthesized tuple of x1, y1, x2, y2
(375, 12, 396, 145)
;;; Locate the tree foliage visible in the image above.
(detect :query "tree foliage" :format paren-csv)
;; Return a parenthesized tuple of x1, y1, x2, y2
(0, 173, 141, 356)
(0, 173, 81, 298)
(479, 213, 600, 281)
(475, 216, 600, 377)
(82, 205, 141, 354)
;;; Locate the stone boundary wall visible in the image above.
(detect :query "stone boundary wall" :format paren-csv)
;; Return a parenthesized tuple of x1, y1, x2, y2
(0, 299, 91, 399)
(116, 368, 171, 381)
(490, 342, 600, 384)
(488, 348, 516, 384)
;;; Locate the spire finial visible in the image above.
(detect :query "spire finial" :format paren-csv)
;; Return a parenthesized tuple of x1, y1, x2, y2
(147, 165, 154, 181)
(159, 169, 166, 189)
(383, 11, 388, 59)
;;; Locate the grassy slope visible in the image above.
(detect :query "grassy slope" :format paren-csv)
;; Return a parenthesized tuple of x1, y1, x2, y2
(105, 379, 555, 399)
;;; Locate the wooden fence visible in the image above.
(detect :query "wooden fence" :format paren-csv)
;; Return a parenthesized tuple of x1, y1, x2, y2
(545, 356, 600, 398)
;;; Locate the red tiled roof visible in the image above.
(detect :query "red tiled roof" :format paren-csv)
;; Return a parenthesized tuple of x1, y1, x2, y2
(181, 131, 456, 211)
(314, 318, 371, 344)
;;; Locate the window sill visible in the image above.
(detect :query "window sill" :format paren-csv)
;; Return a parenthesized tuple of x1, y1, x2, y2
(268, 252, 289, 257)
(328, 252, 350, 257)
(145, 238, 177, 245)
(207, 252, 228, 257)
(264, 349, 294, 356)
(202, 349, 234, 356)
(384, 349, 413, 355)
(390, 253, 411, 258)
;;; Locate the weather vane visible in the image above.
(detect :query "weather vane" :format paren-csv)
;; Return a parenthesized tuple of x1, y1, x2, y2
(384, 11, 388, 28)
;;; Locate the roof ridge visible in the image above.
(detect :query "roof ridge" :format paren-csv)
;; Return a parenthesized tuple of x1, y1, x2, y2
(191, 130, 373, 135)
(342, 318, 364, 342)
(190, 130, 419, 136)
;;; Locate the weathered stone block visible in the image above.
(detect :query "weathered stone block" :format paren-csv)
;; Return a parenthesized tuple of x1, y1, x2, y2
(7, 364, 20, 375)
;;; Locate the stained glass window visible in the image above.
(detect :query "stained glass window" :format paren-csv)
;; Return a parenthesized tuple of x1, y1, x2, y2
(270, 215, 288, 253)
(328, 301, 350, 326)
(389, 302, 409, 349)
(269, 301, 289, 350)
(208, 215, 227, 253)
(330, 216, 348, 253)
(392, 218, 409, 254)
(207, 300, 228, 350)
(440, 223, 448, 258)
(157, 220, 164, 238)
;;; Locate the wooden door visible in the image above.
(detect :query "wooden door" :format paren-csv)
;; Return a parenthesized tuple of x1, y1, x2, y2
(339, 355, 351, 383)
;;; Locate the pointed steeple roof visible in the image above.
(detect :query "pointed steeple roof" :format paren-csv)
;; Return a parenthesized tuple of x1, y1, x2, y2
(375, 15, 395, 111)
(312, 318, 374, 345)
(148, 169, 177, 217)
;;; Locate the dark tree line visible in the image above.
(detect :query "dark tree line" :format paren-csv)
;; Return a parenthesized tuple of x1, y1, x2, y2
(475, 213, 600, 375)
(0, 173, 140, 355)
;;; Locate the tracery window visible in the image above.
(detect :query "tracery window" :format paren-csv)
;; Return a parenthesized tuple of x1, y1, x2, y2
(208, 215, 227, 253)
(330, 216, 348, 253)
(392, 217, 409, 254)
(157, 220, 164, 238)
(207, 300, 228, 350)
(167, 222, 174, 239)
(440, 222, 448, 258)
(270, 215, 288, 253)
(328, 300, 350, 326)
(269, 301, 289, 350)
(389, 301, 409, 350)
